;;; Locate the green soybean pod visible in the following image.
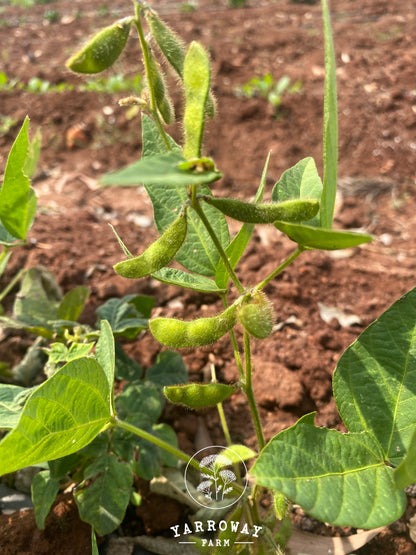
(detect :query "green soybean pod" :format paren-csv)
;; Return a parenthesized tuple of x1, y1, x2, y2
(204, 196, 320, 224)
(66, 17, 133, 74)
(149, 305, 237, 348)
(238, 291, 274, 339)
(147, 46, 175, 124)
(145, 10, 186, 79)
(183, 41, 211, 159)
(114, 210, 187, 279)
(164, 383, 234, 409)
(145, 10, 216, 119)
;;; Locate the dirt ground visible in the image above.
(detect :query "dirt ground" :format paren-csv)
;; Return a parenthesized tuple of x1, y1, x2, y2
(0, 0, 415, 553)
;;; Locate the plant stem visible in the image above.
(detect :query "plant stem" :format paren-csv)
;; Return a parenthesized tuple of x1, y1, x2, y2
(242, 331, 265, 451)
(115, 417, 195, 468)
(192, 199, 245, 294)
(210, 363, 233, 445)
(255, 247, 303, 291)
(0, 267, 25, 304)
(133, 4, 171, 151)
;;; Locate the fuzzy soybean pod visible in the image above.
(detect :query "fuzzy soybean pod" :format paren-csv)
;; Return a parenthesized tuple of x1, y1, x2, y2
(145, 10, 216, 119)
(113, 211, 187, 279)
(164, 383, 235, 409)
(238, 291, 274, 339)
(146, 46, 175, 125)
(204, 196, 320, 224)
(149, 305, 237, 348)
(183, 42, 211, 159)
(145, 10, 186, 79)
(66, 17, 133, 74)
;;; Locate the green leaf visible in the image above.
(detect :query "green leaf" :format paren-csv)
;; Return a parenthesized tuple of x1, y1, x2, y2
(23, 126, 41, 179)
(152, 423, 178, 467)
(271, 157, 323, 226)
(222, 444, 257, 463)
(273, 221, 373, 250)
(96, 295, 148, 339)
(0, 117, 37, 240)
(31, 470, 60, 529)
(100, 152, 221, 187)
(146, 350, 188, 388)
(0, 383, 34, 429)
(140, 116, 229, 277)
(394, 427, 416, 489)
(0, 357, 113, 475)
(215, 152, 269, 289)
(74, 453, 133, 535)
(58, 286, 89, 321)
(95, 320, 115, 397)
(114, 341, 143, 382)
(0, 221, 22, 246)
(115, 381, 164, 429)
(13, 267, 62, 326)
(333, 287, 416, 465)
(321, 0, 338, 228)
(152, 267, 226, 293)
(251, 417, 406, 528)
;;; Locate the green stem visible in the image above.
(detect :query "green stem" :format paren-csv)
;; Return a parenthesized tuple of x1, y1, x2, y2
(210, 364, 233, 445)
(133, 5, 171, 151)
(242, 331, 265, 451)
(0, 267, 25, 304)
(220, 293, 245, 381)
(255, 247, 303, 291)
(192, 199, 245, 294)
(115, 417, 196, 469)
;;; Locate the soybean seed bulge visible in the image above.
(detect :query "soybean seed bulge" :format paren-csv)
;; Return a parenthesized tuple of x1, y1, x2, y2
(66, 18, 133, 74)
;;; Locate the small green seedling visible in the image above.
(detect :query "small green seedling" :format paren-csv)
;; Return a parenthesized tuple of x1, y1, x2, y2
(0, 1, 414, 554)
(237, 73, 302, 116)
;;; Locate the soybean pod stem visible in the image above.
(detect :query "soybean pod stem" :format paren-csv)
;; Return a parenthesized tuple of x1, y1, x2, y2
(221, 293, 245, 381)
(192, 199, 245, 295)
(133, 5, 171, 151)
(255, 247, 304, 291)
(243, 331, 265, 451)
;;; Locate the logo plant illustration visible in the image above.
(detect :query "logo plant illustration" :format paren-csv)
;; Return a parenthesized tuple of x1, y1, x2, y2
(197, 454, 237, 503)
(0, 0, 415, 553)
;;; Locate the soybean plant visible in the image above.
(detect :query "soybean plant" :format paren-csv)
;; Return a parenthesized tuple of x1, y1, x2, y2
(0, 1, 415, 554)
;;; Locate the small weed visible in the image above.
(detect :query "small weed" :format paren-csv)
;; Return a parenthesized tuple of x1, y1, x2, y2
(228, 0, 248, 7)
(179, 1, 197, 12)
(43, 9, 60, 24)
(236, 73, 302, 116)
(0, 114, 17, 136)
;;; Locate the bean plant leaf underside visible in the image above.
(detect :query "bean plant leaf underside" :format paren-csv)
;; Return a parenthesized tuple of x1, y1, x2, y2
(271, 157, 323, 227)
(251, 415, 406, 529)
(273, 221, 373, 250)
(152, 267, 226, 293)
(333, 287, 416, 466)
(0, 357, 113, 475)
(100, 151, 221, 187)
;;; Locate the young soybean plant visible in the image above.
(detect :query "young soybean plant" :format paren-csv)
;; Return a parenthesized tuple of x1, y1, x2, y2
(0, 2, 414, 554)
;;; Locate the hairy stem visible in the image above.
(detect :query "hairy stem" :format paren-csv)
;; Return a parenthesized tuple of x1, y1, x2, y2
(242, 331, 265, 451)
(255, 247, 303, 291)
(192, 199, 245, 294)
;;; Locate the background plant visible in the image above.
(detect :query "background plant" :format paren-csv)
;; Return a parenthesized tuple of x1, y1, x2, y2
(236, 73, 302, 116)
(0, 1, 414, 554)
